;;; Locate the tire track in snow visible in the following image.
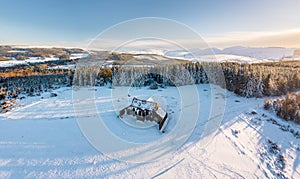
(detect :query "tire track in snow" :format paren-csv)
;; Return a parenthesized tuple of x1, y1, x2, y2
(151, 158, 185, 178)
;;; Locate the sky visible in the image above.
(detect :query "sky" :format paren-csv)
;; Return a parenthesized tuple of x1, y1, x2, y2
(0, 0, 300, 49)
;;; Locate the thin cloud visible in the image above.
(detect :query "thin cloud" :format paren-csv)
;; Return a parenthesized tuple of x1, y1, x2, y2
(205, 28, 300, 48)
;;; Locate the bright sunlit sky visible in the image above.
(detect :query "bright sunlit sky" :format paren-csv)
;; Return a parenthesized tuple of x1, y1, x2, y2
(0, 0, 300, 48)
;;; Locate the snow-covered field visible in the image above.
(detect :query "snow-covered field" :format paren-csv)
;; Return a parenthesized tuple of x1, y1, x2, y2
(0, 57, 60, 67)
(70, 53, 89, 60)
(0, 53, 89, 68)
(0, 84, 300, 178)
(164, 46, 296, 63)
(191, 54, 272, 64)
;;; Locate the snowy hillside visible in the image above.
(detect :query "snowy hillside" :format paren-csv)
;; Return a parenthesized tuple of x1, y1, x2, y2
(0, 85, 300, 178)
(164, 53, 271, 64)
(164, 46, 296, 63)
(0, 57, 60, 67)
(0, 46, 297, 67)
(222, 46, 295, 60)
(0, 46, 89, 67)
(191, 54, 271, 64)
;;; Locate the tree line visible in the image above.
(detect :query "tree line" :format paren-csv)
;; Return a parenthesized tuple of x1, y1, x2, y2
(2, 60, 300, 101)
(264, 93, 300, 124)
(74, 61, 300, 98)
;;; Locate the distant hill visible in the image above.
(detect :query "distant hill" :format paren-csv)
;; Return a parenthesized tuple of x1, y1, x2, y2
(164, 46, 296, 61)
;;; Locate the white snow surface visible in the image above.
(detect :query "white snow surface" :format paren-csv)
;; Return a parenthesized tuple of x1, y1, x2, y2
(0, 57, 60, 67)
(192, 54, 272, 64)
(0, 85, 300, 178)
(134, 55, 170, 61)
(164, 46, 297, 63)
(70, 53, 89, 60)
(47, 65, 76, 70)
(0, 53, 89, 67)
(26, 57, 60, 63)
(221, 46, 295, 60)
(0, 60, 27, 67)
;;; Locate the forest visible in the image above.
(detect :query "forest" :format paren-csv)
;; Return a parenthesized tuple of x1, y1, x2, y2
(1, 57, 300, 120)
(264, 93, 300, 124)
(2, 60, 300, 98)
(73, 60, 300, 98)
